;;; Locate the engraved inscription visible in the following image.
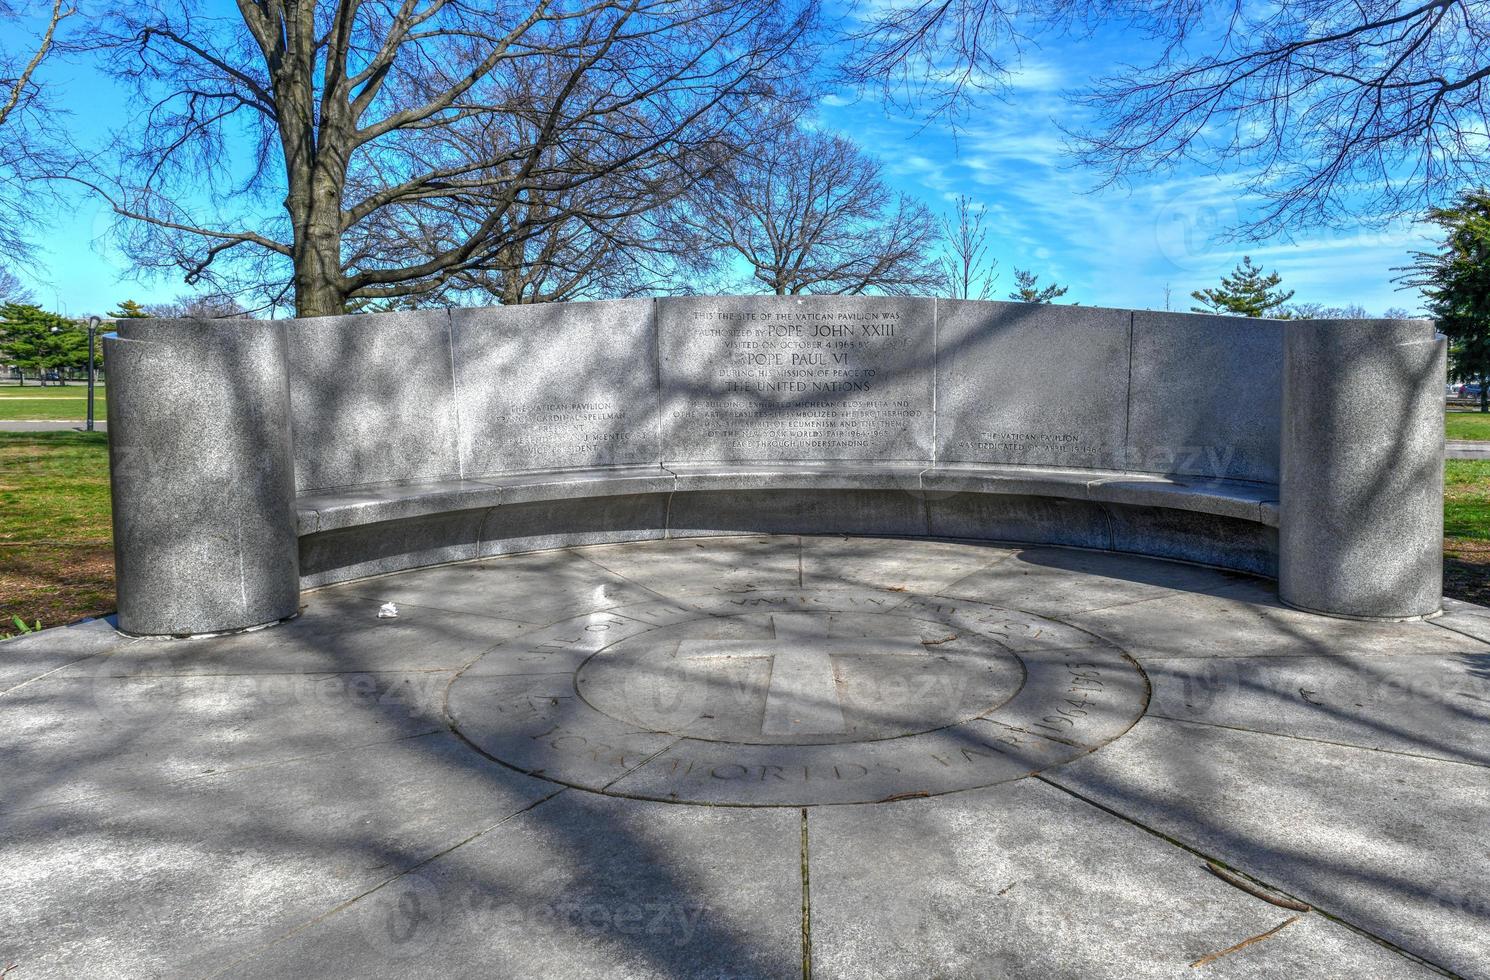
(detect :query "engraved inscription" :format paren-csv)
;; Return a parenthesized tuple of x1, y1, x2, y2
(953, 430, 1103, 461)
(661, 299, 933, 460)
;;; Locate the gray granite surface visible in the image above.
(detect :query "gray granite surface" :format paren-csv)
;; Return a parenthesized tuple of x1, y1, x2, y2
(1280, 317, 1444, 619)
(104, 319, 299, 635)
(284, 309, 461, 492)
(935, 300, 1130, 468)
(4, 535, 1480, 976)
(1127, 311, 1284, 482)
(450, 300, 661, 475)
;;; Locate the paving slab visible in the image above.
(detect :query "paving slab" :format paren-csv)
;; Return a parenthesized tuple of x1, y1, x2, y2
(0, 419, 108, 432)
(1064, 579, 1487, 661)
(1434, 596, 1490, 643)
(0, 619, 134, 693)
(809, 777, 1433, 978)
(43, 590, 531, 677)
(935, 545, 1254, 617)
(217, 790, 803, 979)
(331, 547, 666, 625)
(574, 534, 805, 596)
(1143, 652, 1490, 766)
(1046, 716, 1490, 977)
(0, 732, 554, 977)
(1, 667, 455, 814)
(1446, 438, 1490, 460)
(798, 534, 1016, 595)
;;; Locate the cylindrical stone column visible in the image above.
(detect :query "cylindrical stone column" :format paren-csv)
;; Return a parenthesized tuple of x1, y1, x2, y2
(1280, 318, 1444, 620)
(105, 319, 299, 635)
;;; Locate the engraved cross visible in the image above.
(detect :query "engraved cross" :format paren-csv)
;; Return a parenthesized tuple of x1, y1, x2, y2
(675, 613, 928, 735)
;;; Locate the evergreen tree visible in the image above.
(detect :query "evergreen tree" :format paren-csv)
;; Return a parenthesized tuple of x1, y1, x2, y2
(1008, 269, 1069, 303)
(109, 299, 151, 318)
(1399, 190, 1490, 412)
(0, 303, 85, 384)
(1191, 256, 1295, 317)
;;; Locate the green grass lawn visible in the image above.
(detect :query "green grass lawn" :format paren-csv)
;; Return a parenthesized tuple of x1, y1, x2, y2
(1442, 459, 1490, 604)
(0, 431, 114, 631)
(0, 384, 108, 421)
(1445, 460, 1490, 536)
(4, 434, 1490, 631)
(1446, 410, 1490, 441)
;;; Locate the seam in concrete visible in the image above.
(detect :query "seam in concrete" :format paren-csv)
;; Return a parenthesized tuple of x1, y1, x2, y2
(800, 807, 813, 980)
(917, 547, 1022, 599)
(445, 308, 465, 480)
(1033, 775, 1461, 978)
(80, 666, 462, 681)
(204, 785, 570, 979)
(930, 298, 939, 464)
(1123, 310, 1135, 462)
(1145, 713, 1490, 772)
(1423, 618, 1490, 647)
(651, 297, 666, 471)
(661, 463, 680, 540)
(598, 736, 687, 792)
(0, 647, 138, 699)
(565, 548, 697, 607)
(1095, 500, 1116, 552)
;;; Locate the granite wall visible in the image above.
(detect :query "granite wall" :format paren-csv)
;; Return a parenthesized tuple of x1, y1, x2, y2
(279, 297, 1287, 485)
(105, 296, 1442, 634)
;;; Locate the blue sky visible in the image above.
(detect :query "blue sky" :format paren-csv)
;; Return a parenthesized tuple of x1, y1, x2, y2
(10, 12, 1436, 317)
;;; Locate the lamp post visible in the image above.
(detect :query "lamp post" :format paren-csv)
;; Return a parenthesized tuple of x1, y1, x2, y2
(85, 316, 99, 432)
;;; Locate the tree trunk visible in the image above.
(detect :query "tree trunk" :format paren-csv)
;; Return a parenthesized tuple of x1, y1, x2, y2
(271, 2, 348, 320)
(291, 177, 348, 318)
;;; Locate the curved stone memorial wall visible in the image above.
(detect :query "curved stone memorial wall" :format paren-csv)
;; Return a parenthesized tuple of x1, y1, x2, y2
(103, 296, 1444, 636)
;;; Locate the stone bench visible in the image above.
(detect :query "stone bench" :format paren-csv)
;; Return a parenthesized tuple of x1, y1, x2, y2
(103, 296, 1444, 636)
(292, 464, 1279, 589)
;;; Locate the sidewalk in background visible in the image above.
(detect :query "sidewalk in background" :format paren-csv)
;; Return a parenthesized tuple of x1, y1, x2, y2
(0, 420, 108, 432)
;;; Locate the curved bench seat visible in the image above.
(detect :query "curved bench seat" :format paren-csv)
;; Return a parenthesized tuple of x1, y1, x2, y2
(294, 463, 1283, 589)
(295, 465, 676, 534)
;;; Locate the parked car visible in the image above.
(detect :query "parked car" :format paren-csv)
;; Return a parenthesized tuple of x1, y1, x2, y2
(1458, 383, 1483, 398)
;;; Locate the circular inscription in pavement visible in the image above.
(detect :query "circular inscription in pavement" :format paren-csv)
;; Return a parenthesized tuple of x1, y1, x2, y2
(445, 590, 1149, 806)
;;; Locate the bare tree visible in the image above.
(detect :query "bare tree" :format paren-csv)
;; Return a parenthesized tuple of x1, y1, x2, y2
(1073, 2, 1490, 235)
(848, 1, 1490, 234)
(73, 0, 817, 317)
(0, 266, 35, 304)
(442, 204, 713, 304)
(939, 194, 997, 299)
(1284, 302, 1369, 320)
(684, 123, 944, 295)
(0, 0, 74, 265)
(143, 292, 251, 319)
(366, 90, 723, 305)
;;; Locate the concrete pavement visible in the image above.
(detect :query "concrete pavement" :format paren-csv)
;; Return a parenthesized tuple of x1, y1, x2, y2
(2, 535, 1487, 977)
